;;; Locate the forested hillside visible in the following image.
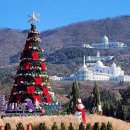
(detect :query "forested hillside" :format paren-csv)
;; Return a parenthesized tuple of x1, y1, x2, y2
(1, 15, 130, 66)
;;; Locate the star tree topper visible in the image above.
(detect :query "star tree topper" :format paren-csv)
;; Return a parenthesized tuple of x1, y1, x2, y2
(28, 12, 40, 23)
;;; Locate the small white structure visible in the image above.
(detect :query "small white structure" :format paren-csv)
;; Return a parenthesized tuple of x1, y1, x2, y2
(0, 95, 7, 111)
(91, 35, 127, 49)
(49, 76, 63, 81)
(61, 56, 130, 82)
(86, 51, 114, 62)
(82, 43, 93, 48)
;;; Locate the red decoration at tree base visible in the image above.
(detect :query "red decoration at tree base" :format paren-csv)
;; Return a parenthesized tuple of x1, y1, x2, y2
(45, 96, 51, 103)
(33, 95, 41, 103)
(27, 86, 35, 94)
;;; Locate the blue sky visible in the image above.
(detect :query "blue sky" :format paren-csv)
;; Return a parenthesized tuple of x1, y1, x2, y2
(0, 0, 130, 31)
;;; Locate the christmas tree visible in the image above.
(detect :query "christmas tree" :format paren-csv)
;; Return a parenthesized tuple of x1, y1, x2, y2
(7, 13, 55, 113)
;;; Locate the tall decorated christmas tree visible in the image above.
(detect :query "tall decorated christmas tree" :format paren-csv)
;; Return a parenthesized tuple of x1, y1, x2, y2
(7, 13, 55, 114)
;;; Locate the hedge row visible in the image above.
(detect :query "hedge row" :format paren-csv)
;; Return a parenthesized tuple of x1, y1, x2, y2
(0, 121, 113, 130)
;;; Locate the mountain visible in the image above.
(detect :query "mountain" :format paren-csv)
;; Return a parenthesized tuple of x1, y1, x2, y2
(1, 16, 130, 122)
(41, 15, 130, 53)
(1, 15, 130, 66)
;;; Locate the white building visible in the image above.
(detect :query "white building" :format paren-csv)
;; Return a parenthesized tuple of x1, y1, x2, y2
(86, 51, 114, 62)
(91, 35, 127, 49)
(61, 56, 130, 82)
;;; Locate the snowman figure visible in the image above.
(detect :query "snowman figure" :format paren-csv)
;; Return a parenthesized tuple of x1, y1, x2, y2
(75, 99, 86, 124)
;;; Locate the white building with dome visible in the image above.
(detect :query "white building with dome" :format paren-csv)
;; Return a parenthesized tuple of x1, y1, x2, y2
(60, 56, 130, 82)
(91, 35, 127, 49)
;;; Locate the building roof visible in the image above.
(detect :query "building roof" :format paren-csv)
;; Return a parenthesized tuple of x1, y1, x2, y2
(102, 35, 109, 43)
(111, 63, 116, 68)
(96, 60, 104, 67)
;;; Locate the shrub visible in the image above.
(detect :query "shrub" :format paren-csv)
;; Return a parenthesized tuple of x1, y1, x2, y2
(100, 123, 107, 130)
(79, 122, 85, 130)
(60, 107, 67, 115)
(92, 122, 100, 130)
(68, 122, 74, 130)
(107, 122, 113, 130)
(4, 123, 11, 130)
(60, 122, 65, 130)
(52, 122, 58, 130)
(16, 122, 24, 130)
(39, 123, 47, 130)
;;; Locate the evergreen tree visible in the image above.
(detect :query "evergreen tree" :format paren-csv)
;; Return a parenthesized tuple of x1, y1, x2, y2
(103, 101, 110, 116)
(79, 122, 85, 130)
(39, 123, 47, 130)
(109, 104, 116, 117)
(92, 122, 100, 130)
(106, 122, 113, 130)
(8, 19, 55, 113)
(90, 83, 102, 114)
(72, 80, 80, 105)
(101, 89, 117, 117)
(68, 80, 80, 113)
(116, 100, 124, 120)
(60, 122, 65, 130)
(52, 122, 58, 130)
(122, 105, 129, 121)
(100, 123, 107, 130)
(68, 123, 74, 130)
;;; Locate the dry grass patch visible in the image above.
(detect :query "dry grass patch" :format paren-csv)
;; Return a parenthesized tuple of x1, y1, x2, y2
(0, 115, 78, 130)
(87, 114, 130, 130)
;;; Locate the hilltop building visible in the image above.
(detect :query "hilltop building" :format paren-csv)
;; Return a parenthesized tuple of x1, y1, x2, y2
(91, 35, 127, 49)
(51, 56, 130, 82)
